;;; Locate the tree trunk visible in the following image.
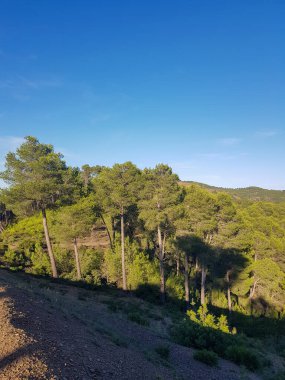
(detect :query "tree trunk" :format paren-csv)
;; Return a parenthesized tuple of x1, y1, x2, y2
(73, 237, 82, 280)
(184, 251, 190, 308)
(226, 270, 232, 312)
(112, 217, 116, 243)
(121, 211, 127, 290)
(100, 214, 113, 250)
(158, 226, 165, 303)
(176, 253, 180, 276)
(249, 279, 258, 299)
(201, 265, 207, 305)
(41, 208, 58, 278)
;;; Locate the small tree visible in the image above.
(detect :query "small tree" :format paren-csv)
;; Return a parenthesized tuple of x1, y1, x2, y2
(94, 162, 141, 290)
(0, 136, 77, 277)
(139, 164, 184, 302)
(181, 185, 217, 305)
(52, 197, 96, 280)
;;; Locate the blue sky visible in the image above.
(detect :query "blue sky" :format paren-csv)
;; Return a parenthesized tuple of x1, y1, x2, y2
(0, 0, 284, 189)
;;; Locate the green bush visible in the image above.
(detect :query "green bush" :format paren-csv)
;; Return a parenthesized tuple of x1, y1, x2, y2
(127, 252, 160, 291)
(166, 275, 185, 301)
(267, 371, 285, 380)
(134, 283, 161, 303)
(80, 248, 104, 285)
(225, 345, 261, 371)
(127, 311, 150, 326)
(2, 248, 28, 270)
(155, 345, 170, 360)
(170, 318, 261, 371)
(187, 304, 232, 333)
(193, 349, 218, 366)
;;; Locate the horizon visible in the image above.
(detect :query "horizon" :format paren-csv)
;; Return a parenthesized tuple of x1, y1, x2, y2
(1, 1, 284, 190)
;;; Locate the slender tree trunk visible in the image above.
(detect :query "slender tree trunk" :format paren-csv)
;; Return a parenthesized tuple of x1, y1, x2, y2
(112, 216, 116, 242)
(201, 265, 207, 305)
(226, 270, 232, 312)
(100, 214, 113, 250)
(176, 253, 180, 276)
(249, 279, 258, 299)
(121, 211, 127, 290)
(73, 237, 82, 280)
(158, 226, 165, 303)
(41, 208, 58, 278)
(184, 251, 190, 308)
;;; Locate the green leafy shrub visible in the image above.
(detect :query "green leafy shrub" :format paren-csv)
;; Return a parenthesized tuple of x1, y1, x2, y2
(2, 248, 28, 270)
(267, 371, 285, 380)
(166, 275, 185, 301)
(81, 248, 104, 285)
(171, 317, 261, 371)
(187, 304, 232, 333)
(127, 311, 150, 326)
(127, 252, 160, 291)
(155, 345, 170, 360)
(193, 349, 218, 366)
(134, 283, 161, 303)
(225, 345, 261, 371)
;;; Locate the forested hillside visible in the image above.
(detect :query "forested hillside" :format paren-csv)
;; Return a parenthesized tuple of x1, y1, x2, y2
(1, 137, 285, 377)
(181, 181, 285, 203)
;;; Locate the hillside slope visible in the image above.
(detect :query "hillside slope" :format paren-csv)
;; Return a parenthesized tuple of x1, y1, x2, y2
(180, 181, 285, 203)
(0, 269, 259, 380)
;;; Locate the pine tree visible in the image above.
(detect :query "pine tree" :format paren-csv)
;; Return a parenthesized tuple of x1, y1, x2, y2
(139, 164, 184, 302)
(0, 136, 78, 277)
(94, 162, 141, 290)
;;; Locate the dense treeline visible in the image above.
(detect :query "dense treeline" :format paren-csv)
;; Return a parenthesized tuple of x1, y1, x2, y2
(182, 181, 285, 203)
(1, 136, 285, 319)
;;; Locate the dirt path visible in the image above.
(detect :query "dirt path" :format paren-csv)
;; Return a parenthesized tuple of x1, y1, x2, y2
(0, 269, 259, 380)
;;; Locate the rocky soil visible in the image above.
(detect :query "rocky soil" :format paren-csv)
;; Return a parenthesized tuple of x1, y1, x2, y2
(0, 269, 260, 380)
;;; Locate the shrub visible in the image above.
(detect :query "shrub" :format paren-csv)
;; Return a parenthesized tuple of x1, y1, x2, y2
(170, 318, 261, 371)
(187, 304, 232, 334)
(155, 345, 170, 360)
(2, 248, 28, 270)
(267, 371, 285, 380)
(81, 248, 104, 285)
(166, 275, 185, 301)
(193, 349, 218, 366)
(135, 283, 161, 303)
(127, 312, 150, 326)
(127, 252, 160, 291)
(225, 345, 261, 371)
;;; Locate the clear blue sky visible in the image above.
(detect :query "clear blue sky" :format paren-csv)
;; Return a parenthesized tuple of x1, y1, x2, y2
(0, 0, 284, 189)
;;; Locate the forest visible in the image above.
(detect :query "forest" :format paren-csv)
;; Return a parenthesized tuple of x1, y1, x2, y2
(1, 136, 285, 374)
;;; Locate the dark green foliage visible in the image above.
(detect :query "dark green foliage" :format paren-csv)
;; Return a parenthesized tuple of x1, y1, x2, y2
(134, 284, 161, 303)
(225, 345, 261, 371)
(1, 135, 285, 373)
(170, 317, 261, 370)
(155, 345, 170, 360)
(127, 311, 150, 326)
(267, 371, 285, 380)
(193, 349, 218, 366)
(181, 181, 285, 203)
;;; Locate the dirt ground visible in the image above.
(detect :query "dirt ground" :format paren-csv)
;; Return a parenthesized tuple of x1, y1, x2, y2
(0, 269, 260, 380)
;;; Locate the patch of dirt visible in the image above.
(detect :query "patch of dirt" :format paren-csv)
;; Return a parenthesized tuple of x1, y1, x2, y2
(0, 269, 260, 379)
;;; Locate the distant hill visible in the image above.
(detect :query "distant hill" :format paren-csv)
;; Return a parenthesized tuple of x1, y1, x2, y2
(180, 181, 285, 203)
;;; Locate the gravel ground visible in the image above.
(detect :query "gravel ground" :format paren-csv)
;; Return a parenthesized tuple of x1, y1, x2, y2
(0, 269, 260, 380)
